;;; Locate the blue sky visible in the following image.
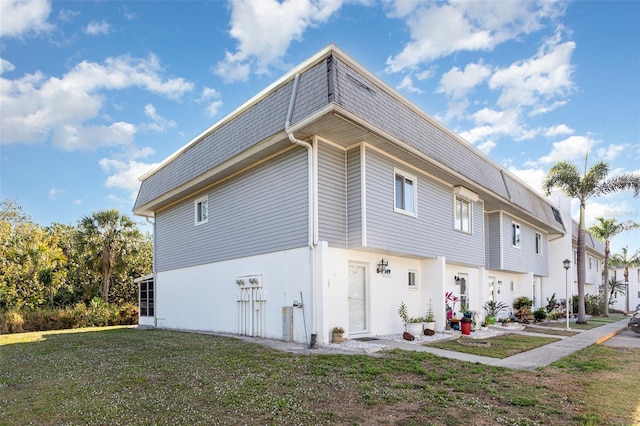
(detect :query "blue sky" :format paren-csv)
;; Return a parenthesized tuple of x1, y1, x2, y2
(1, 0, 638, 255)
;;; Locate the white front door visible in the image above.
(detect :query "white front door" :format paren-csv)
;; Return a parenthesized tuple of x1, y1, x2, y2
(348, 264, 367, 332)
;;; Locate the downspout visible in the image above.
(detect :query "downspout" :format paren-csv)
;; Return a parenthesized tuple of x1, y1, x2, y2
(285, 73, 318, 347)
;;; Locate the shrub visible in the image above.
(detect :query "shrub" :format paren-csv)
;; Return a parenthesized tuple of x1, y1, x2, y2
(572, 294, 605, 316)
(117, 303, 138, 325)
(533, 307, 547, 322)
(0, 310, 25, 334)
(513, 296, 533, 310)
(515, 307, 532, 323)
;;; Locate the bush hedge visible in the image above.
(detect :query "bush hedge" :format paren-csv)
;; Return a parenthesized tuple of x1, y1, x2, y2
(0, 303, 138, 334)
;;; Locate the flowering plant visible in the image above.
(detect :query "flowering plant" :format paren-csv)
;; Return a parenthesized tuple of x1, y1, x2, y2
(445, 291, 459, 313)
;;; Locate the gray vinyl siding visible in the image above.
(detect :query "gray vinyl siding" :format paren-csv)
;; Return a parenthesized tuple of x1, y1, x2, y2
(155, 148, 309, 272)
(485, 212, 502, 270)
(501, 214, 548, 275)
(317, 143, 347, 246)
(135, 61, 329, 210)
(346, 147, 362, 247)
(364, 150, 484, 264)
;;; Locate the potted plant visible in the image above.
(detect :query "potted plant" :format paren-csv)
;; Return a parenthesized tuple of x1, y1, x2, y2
(398, 302, 423, 335)
(423, 299, 436, 331)
(331, 326, 344, 343)
(483, 300, 507, 325)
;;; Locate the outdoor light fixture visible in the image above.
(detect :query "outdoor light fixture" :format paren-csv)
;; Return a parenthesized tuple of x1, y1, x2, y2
(454, 275, 460, 282)
(376, 258, 389, 274)
(563, 259, 571, 331)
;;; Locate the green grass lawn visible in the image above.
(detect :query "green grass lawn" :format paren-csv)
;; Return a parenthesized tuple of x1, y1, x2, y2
(540, 314, 626, 330)
(1, 327, 638, 425)
(425, 334, 559, 358)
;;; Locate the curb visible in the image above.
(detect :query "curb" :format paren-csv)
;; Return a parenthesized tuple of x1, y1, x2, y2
(595, 325, 628, 345)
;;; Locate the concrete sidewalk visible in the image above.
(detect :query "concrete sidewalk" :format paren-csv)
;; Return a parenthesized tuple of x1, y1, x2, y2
(223, 318, 630, 371)
(489, 318, 629, 370)
(355, 319, 630, 370)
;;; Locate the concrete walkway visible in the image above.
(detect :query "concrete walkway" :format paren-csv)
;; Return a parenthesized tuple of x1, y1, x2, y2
(374, 318, 630, 371)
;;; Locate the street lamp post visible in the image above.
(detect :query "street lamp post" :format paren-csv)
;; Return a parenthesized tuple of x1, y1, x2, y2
(563, 259, 571, 331)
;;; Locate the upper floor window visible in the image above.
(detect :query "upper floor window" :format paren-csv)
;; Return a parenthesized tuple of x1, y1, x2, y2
(512, 223, 521, 248)
(588, 256, 593, 270)
(195, 196, 208, 225)
(535, 233, 542, 254)
(394, 169, 416, 215)
(454, 197, 471, 233)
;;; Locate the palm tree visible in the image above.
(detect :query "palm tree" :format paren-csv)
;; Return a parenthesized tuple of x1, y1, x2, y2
(605, 278, 626, 299)
(78, 210, 141, 303)
(589, 217, 639, 316)
(543, 160, 640, 323)
(611, 247, 640, 312)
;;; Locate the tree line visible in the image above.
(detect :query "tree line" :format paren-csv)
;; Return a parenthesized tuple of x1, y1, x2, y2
(0, 200, 152, 311)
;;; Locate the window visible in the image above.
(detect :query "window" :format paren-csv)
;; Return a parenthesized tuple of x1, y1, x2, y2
(457, 274, 468, 310)
(195, 196, 208, 225)
(408, 270, 418, 288)
(394, 170, 416, 215)
(454, 197, 471, 233)
(512, 223, 521, 247)
(510, 280, 515, 293)
(139, 279, 154, 317)
(535, 233, 542, 254)
(588, 256, 593, 270)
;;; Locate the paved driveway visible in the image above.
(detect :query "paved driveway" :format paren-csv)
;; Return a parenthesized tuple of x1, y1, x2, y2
(602, 327, 640, 349)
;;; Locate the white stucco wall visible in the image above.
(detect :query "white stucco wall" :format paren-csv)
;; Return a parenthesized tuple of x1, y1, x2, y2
(154, 247, 313, 343)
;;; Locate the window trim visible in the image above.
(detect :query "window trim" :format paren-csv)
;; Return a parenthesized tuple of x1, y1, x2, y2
(454, 196, 472, 234)
(393, 168, 417, 217)
(194, 195, 209, 225)
(512, 222, 521, 248)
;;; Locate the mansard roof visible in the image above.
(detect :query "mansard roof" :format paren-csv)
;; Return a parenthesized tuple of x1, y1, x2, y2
(134, 44, 565, 235)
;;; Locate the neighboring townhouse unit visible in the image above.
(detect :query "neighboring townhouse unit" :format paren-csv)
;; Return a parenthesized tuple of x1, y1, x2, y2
(133, 45, 568, 343)
(547, 192, 605, 310)
(610, 266, 640, 312)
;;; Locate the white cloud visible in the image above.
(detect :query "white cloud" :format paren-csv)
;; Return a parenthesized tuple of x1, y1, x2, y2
(0, 54, 193, 147)
(438, 61, 492, 99)
(533, 135, 597, 166)
(199, 87, 223, 117)
(508, 166, 547, 193)
(489, 33, 575, 110)
(48, 187, 65, 200)
(99, 158, 159, 201)
(58, 9, 80, 22)
(461, 107, 527, 143)
(396, 75, 423, 94)
(214, 0, 344, 82)
(0, 58, 15, 74)
(445, 99, 469, 120)
(596, 144, 626, 162)
(386, 0, 565, 73)
(0, 0, 52, 38)
(582, 201, 638, 227)
(53, 122, 136, 151)
(84, 20, 112, 36)
(476, 140, 496, 155)
(142, 103, 176, 132)
(544, 124, 574, 137)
